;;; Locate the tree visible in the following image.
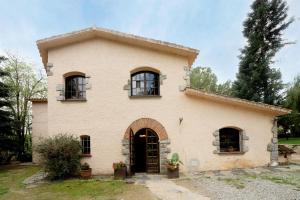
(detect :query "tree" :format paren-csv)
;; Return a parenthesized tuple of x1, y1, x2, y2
(279, 75, 300, 137)
(190, 66, 233, 96)
(2, 53, 47, 160)
(0, 56, 16, 163)
(233, 0, 294, 105)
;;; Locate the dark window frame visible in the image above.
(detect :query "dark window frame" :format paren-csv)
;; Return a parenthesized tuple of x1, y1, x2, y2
(65, 75, 86, 100)
(80, 135, 91, 156)
(219, 128, 241, 153)
(131, 71, 160, 96)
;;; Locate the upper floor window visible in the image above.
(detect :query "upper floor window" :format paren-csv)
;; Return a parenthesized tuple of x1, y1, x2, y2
(219, 128, 241, 153)
(65, 75, 86, 100)
(131, 71, 159, 96)
(80, 135, 91, 155)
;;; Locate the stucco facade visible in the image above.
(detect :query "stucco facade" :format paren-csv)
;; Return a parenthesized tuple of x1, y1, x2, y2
(32, 27, 290, 175)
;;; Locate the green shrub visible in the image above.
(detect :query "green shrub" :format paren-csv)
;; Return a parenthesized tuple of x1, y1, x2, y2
(36, 134, 82, 180)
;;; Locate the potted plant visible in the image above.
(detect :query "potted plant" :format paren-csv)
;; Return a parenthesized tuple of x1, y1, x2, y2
(166, 153, 182, 179)
(80, 162, 92, 179)
(113, 161, 127, 179)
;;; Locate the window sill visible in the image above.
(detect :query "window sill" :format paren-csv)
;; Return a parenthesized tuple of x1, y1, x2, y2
(129, 95, 161, 99)
(217, 151, 245, 155)
(81, 154, 92, 157)
(62, 98, 87, 102)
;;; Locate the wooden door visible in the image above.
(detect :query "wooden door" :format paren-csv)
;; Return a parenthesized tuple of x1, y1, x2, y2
(146, 129, 160, 173)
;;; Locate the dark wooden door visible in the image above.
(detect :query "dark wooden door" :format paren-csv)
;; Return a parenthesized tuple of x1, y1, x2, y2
(129, 129, 135, 175)
(146, 129, 160, 173)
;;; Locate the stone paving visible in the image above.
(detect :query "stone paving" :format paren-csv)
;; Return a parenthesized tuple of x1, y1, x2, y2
(22, 170, 47, 188)
(127, 173, 210, 200)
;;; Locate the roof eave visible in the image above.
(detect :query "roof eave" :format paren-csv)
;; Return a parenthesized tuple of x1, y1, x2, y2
(185, 88, 291, 116)
(37, 27, 199, 68)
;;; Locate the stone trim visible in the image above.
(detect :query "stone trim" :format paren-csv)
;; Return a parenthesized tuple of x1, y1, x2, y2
(46, 63, 53, 76)
(56, 73, 91, 101)
(123, 71, 166, 96)
(267, 118, 279, 166)
(122, 118, 170, 173)
(212, 128, 249, 154)
(179, 66, 191, 91)
(124, 118, 168, 140)
(159, 73, 167, 85)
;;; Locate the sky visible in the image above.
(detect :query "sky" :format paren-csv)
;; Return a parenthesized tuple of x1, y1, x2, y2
(0, 0, 299, 83)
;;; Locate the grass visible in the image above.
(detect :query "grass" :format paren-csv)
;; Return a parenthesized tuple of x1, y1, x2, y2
(217, 177, 245, 189)
(0, 165, 132, 200)
(278, 137, 300, 144)
(260, 174, 300, 189)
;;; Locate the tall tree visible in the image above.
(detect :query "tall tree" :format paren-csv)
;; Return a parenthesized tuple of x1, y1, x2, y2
(279, 75, 300, 137)
(2, 53, 47, 160)
(233, 0, 294, 105)
(0, 56, 16, 163)
(190, 66, 233, 96)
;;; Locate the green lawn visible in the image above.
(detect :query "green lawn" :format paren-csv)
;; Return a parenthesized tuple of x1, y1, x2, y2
(278, 137, 300, 144)
(0, 165, 140, 200)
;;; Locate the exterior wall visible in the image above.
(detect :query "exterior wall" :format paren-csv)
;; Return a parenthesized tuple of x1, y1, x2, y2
(32, 102, 48, 163)
(44, 38, 276, 174)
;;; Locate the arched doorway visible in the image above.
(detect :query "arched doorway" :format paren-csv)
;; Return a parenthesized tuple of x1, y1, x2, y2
(132, 128, 160, 173)
(122, 118, 170, 174)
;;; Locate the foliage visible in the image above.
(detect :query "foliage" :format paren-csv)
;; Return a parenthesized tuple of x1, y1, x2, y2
(36, 134, 82, 180)
(232, 0, 294, 105)
(1, 52, 47, 161)
(278, 137, 300, 144)
(112, 161, 126, 170)
(278, 75, 300, 137)
(0, 165, 127, 200)
(167, 153, 183, 170)
(190, 66, 233, 96)
(0, 56, 16, 164)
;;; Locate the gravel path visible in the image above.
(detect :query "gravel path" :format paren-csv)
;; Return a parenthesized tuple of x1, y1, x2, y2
(175, 165, 300, 200)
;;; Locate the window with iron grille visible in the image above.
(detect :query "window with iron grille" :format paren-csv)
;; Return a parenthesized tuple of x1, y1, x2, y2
(80, 135, 90, 155)
(65, 76, 86, 99)
(131, 71, 159, 96)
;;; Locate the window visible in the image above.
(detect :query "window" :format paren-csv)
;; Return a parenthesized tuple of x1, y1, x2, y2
(65, 76, 86, 100)
(131, 71, 159, 96)
(219, 128, 240, 152)
(80, 135, 91, 155)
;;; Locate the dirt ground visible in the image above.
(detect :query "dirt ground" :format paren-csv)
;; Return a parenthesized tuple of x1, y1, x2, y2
(116, 184, 158, 200)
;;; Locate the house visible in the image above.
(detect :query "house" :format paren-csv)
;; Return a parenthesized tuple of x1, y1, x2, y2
(31, 27, 290, 175)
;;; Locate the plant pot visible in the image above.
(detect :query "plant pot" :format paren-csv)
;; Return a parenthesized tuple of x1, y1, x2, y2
(80, 168, 92, 179)
(167, 165, 179, 179)
(114, 166, 127, 180)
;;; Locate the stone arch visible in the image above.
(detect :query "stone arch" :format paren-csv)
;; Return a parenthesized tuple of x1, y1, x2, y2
(124, 118, 168, 140)
(130, 66, 160, 74)
(122, 118, 170, 173)
(63, 71, 85, 78)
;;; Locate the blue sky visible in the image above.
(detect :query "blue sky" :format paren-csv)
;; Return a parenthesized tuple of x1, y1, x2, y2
(0, 0, 299, 83)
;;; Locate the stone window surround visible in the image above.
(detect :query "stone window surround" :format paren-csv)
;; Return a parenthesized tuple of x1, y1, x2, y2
(56, 71, 91, 101)
(122, 118, 170, 173)
(213, 127, 249, 154)
(123, 66, 167, 97)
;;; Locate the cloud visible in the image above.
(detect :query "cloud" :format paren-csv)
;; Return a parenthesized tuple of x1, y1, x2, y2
(0, 0, 299, 83)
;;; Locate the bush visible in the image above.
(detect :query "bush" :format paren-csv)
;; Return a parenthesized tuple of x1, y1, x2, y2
(36, 134, 82, 180)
